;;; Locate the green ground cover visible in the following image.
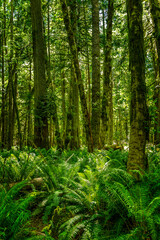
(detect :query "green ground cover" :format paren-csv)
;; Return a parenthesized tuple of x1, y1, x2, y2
(0, 147, 160, 240)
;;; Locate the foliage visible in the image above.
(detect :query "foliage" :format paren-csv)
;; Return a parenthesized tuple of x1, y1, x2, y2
(0, 148, 42, 183)
(0, 181, 33, 240)
(44, 149, 160, 239)
(0, 148, 160, 239)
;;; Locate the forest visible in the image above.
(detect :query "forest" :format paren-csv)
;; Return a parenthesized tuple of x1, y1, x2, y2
(0, 0, 160, 239)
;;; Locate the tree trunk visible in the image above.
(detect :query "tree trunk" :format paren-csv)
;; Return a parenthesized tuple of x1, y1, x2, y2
(65, 71, 73, 149)
(126, 0, 148, 179)
(30, 0, 49, 149)
(8, 0, 14, 149)
(60, 0, 93, 152)
(101, 0, 114, 147)
(11, 72, 22, 149)
(150, 0, 160, 74)
(91, 0, 100, 149)
(27, 59, 33, 146)
(149, 0, 160, 144)
(1, 0, 6, 148)
(52, 95, 62, 149)
(65, 64, 80, 150)
(68, 0, 80, 149)
(61, 70, 66, 145)
(70, 64, 80, 149)
(83, 1, 91, 120)
(49, 44, 62, 149)
(12, 64, 18, 146)
(47, 0, 51, 85)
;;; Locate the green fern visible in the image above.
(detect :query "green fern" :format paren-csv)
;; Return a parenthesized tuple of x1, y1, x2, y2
(0, 181, 34, 240)
(0, 150, 41, 183)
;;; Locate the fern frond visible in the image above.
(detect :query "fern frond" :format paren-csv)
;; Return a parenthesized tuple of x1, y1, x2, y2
(81, 228, 92, 240)
(147, 197, 160, 216)
(104, 168, 133, 187)
(106, 182, 134, 216)
(42, 190, 62, 223)
(67, 221, 89, 240)
(60, 214, 84, 232)
(145, 217, 157, 240)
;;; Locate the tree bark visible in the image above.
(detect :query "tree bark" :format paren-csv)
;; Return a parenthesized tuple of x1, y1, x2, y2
(60, 0, 93, 152)
(68, 0, 80, 149)
(65, 70, 73, 149)
(126, 0, 148, 179)
(11, 72, 22, 149)
(7, 0, 14, 149)
(61, 70, 66, 145)
(83, 1, 91, 120)
(27, 58, 33, 146)
(70, 64, 80, 149)
(91, 0, 100, 149)
(149, 0, 160, 144)
(101, 0, 114, 147)
(30, 0, 49, 149)
(1, 0, 6, 148)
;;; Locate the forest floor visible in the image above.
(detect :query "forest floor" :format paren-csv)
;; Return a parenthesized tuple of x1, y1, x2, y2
(0, 146, 160, 239)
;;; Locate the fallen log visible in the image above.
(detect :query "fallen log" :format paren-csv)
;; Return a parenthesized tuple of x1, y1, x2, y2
(9, 177, 44, 191)
(103, 145, 124, 151)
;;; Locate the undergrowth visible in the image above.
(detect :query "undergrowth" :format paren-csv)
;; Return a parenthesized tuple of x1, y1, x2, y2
(0, 147, 160, 239)
(0, 181, 34, 240)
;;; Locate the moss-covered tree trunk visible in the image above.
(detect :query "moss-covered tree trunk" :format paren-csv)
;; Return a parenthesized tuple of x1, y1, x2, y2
(91, 0, 100, 149)
(1, 0, 6, 148)
(101, 0, 114, 147)
(8, 0, 14, 149)
(60, 0, 93, 152)
(31, 0, 49, 149)
(150, 0, 160, 74)
(61, 71, 66, 145)
(65, 0, 80, 150)
(126, 0, 148, 178)
(70, 1, 80, 150)
(11, 71, 22, 149)
(27, 58, 33, 146)
(65, 64, 80, 150)
(50, 46, 62, 149)
(83, 1, 91, 121)
(71, 65, 80, 149)
(65, 68, 73, 149)
(150, 0, 160, 144)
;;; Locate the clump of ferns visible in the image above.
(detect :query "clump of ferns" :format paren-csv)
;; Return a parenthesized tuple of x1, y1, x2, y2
(45, 153, 130, 240)
(53, 166, 106, 240)
(98, 166, 160, 240)
(33, 158, 81, 222)
(0, 181, 34, 240)
(0, 151, 41, 184)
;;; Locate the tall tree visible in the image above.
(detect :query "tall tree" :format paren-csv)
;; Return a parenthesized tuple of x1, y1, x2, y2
(8, 0, 14, 149)
(60, 0, 93, 152)
(91, 0, 100, 149)
(149, 0, 160, 144)
(101, 0, 114, 147)
(65, 0, 80, 149)
(83, 0, 91, 120)
(30, 0, 49, 148)
(126, 0, 148, 178)
(70, 0, 80, 149)
(1, 0, 6, 148)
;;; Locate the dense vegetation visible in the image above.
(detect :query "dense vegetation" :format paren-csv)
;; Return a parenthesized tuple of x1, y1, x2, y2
(0, 0, 159, 153)
(0, 147, 160, 239)
(1, 0, 160, 239)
